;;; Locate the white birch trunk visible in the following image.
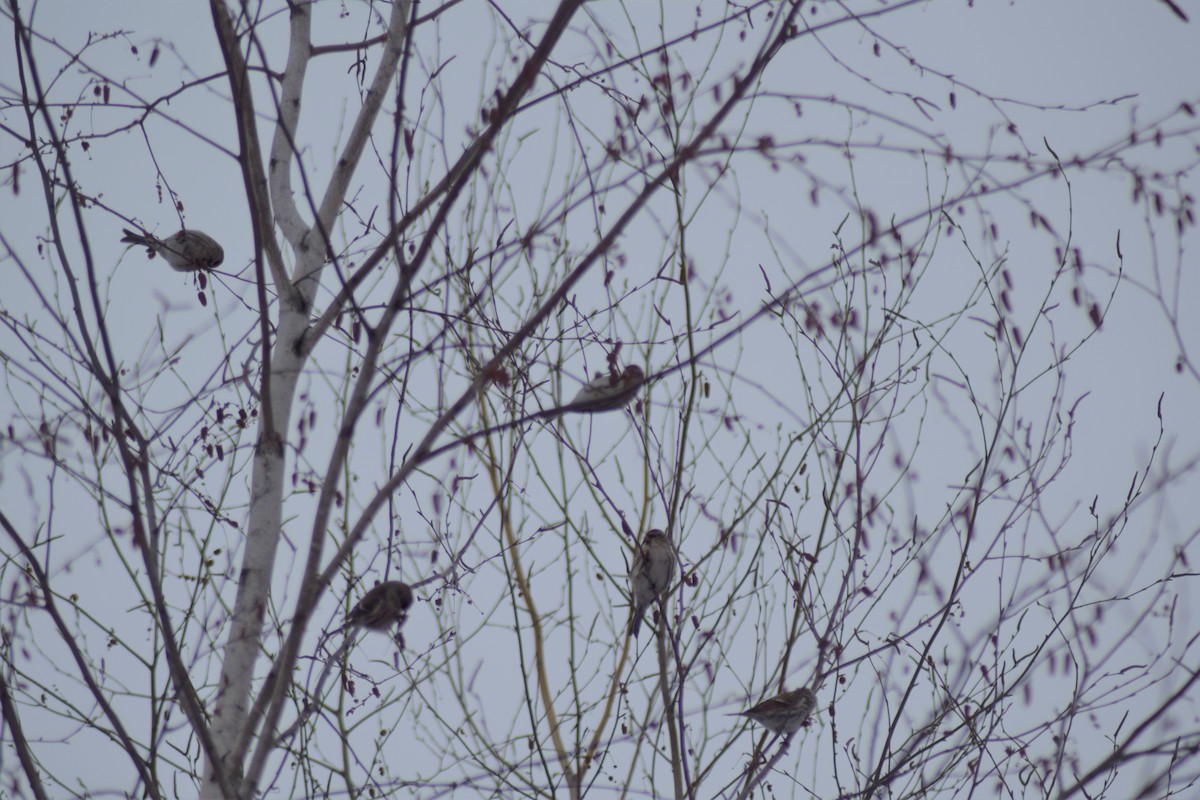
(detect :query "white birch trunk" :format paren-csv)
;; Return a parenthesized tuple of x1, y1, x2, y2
(201, 1, 410, 795)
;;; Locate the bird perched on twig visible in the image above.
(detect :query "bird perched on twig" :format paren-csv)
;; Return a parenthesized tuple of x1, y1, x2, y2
(737, 687, 816, 735)
(628, 528, 675, 638)
(120, 228, 224, 271)
(552, 364, 645, 416)
(345, 580, 414, 633)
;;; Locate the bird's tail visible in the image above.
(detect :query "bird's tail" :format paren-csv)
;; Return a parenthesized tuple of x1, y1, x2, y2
(120, 229, 154, 247)
(627, 606, 644, 638)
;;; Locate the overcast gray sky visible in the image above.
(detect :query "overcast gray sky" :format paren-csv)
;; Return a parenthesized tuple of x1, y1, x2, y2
(1, 1, 1198, 797)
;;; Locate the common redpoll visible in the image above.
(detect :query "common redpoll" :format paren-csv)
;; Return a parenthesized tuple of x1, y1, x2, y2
(345, 580, 414, 632)
(738, 687, 816, 735)
(561, 364, 645, 414)
(628, 528, 675, 638)
(120, 228, 224, 271)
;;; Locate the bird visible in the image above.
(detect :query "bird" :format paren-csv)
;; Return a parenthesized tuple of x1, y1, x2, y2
(628, 528, 675, 638)
(120, 228, 224, 271)
(345, 580, 414, 633)
(737, 687, 816, 735)
(558, 364, 645, 415)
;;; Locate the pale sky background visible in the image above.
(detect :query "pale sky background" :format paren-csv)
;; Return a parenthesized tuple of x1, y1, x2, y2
(1, 1, 1199, 797)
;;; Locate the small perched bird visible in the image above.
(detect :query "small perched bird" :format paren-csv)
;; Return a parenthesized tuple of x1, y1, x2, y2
(559, 364, 645, 415)
(120, 228, 224, 271)
(628, 528, 675, 638)
(345, 580, 414, 633)
(738, 687, 816, 735)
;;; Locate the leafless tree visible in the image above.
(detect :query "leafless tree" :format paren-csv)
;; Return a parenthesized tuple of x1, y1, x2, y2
(2, 1, 1198, 798)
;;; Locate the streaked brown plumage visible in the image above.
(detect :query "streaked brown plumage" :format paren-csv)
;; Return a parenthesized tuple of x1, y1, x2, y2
(628, 528, 675, 638)
(120, 228, 224, 271)
(560, 364, 645, 415)
(345, 580, 414, 632)
(738, 687, 816, 735)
